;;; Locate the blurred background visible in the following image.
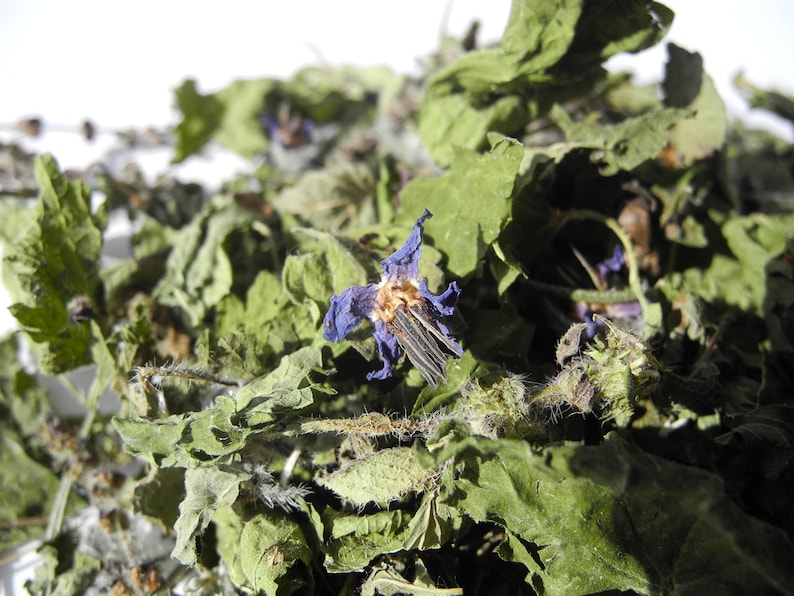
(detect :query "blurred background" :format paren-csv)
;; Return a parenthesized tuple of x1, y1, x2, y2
(1, 1, 793, 592)
(2, 0, 793, 164)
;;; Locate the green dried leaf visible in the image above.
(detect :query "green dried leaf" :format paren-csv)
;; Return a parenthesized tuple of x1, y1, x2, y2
(214, 271, 318, 375)
(361, 562, 463, 596)
(606, 78, 663, 115)
(272, 162, 377, 231)
(550, 103, 687, 174)
(217, 271, 287, 335)
(398, 139, 524, 278)
(86, 321, 115, 408)
(418, 94, 527, 167)
(117, 397, 254, 467)
(663, 44, 728, 167)
(235, 346, 334, 426)
(113, 415, 190, 467)
(234, 509, 314, 594)
(0, 430, 60, 549)
(25, 544, 101, 595)
(419, 0, 673, 165)
(323, 509, 414, 572)
(152, 201, 250, 327)
(116, 349, 331, 467)
(556, 1, 673, 64)
(134, 467, 185, 530)
(172, 79, 223, 162)
(433, 433, 794, 594)
(735, 72, 794, 124)
(171, 466, 250, 566)
(4, 154, 104, 373)
(404, 493, 465, 551)
(317, 447, 440, 506)
(0, 335, 50, 438)
(173, 78, 272, 162)
(178, 395, 256, 458)
(213, 79, 275, 157)
(680, 212, 794, 315)
(283, 228, 372, 305)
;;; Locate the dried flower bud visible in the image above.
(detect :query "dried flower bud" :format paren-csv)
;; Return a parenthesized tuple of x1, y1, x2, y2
(67, 295, 93, 324)
(81, 119, 96, 142)
(17, 117, 43, 138)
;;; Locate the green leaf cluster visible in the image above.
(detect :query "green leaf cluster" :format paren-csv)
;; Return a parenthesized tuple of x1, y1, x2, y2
(419, 0, 674, 165)
(2, 0, 794, 593)
(3, 155, 104, 373)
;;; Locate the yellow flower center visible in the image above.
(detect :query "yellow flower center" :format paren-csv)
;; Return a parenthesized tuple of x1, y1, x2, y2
(373, 280, 424, 325)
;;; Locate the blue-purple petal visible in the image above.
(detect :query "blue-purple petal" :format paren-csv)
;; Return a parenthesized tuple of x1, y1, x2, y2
(608, 301, 643, 319)
(381, 209, 432, 281)
(418, 280, 463, 355)
(597, 245, 626, 281)
(575, 300, 643, 338)
(322, 283, 379, 342)
(323, 208, 465, 382)
(366, 320, 402, 380)
(419, 280, 461, 318)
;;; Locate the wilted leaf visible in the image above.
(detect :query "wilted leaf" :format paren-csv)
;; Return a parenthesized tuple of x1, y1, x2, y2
(235, 346, 334, 426)
(134, 467, 185, 529)
(152, 201, 251, 327)
(113, 415, 190, 467)
(398, 139, 524, 278)
(4, 154, 104, 373)
(663, 44, 728, 167)
(419, 0, 673, 166)
(550, 103, 687, 174)
(171, 466, 250, 566)
(680, 212, 794, 315)
(283, 227, 372, 305)
(735, 72, 794, 124)
(173, 78, 272, 162)
(432, 433, 794, 594)
(236, 509, 314, 594)
(323, 509, 414, 572)
(25, 545, 101, 595)
(172, 79, 224, 162)
(317, 447, 440, 506)
(0, 430, 60, 549)
(418, 94, 527, 167)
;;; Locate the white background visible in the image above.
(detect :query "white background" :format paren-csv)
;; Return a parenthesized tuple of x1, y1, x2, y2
(1, 1, 793, 590)
(1, 0, 793, 163)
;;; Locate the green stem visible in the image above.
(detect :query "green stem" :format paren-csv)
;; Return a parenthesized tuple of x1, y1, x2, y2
(525, 279, 639, 304)
(45, 474, 73, 541)
(45, 375, 99, 540)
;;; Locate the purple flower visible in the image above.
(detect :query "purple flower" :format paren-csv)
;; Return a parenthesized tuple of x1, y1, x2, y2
(322, 209, 462, 386)
(260, 104, 314, 148)
(575, 245, 642, 337)
(596, 245, 626, 283)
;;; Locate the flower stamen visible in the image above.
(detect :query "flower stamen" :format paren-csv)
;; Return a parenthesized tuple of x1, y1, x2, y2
(373, 280, 423, 325)
(391, 305, 452, 388)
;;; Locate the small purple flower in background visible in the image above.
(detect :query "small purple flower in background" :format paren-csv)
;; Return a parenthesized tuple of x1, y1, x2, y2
(596, 245, 627, 282)
(260, 104, 314, 148)
(322, 209, 462, 387)
(575, 245, 643, 337)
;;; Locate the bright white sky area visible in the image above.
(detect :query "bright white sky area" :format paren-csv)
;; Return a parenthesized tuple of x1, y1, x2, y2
(1, 0, 793, 141)
(1, 0, 793, 333)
